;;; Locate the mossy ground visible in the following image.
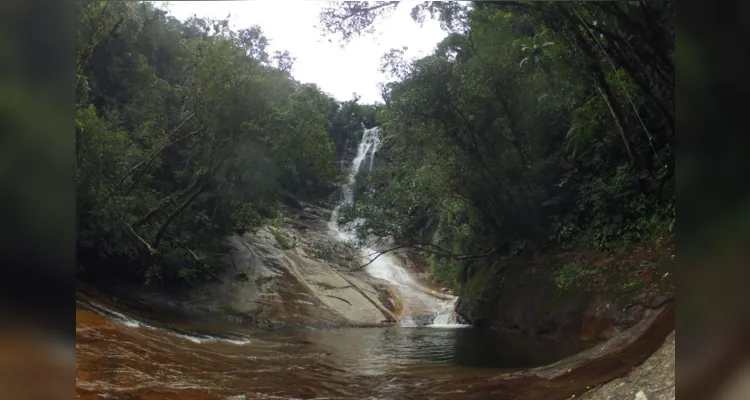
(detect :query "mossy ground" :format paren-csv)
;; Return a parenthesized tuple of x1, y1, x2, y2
(451, 235, 675, 336)
(462, 235, 675, 300)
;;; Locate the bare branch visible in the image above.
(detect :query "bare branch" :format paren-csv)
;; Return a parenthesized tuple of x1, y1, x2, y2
(352, 244, 411, 271)
(127, 225, 158, 255)
(319, 1, 401, 43)
(350, 242, 497, 271)
(185, 247, 201, 261)
(337, 1, 399, 21)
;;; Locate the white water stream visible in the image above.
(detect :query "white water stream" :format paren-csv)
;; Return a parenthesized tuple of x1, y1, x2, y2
(328, 126, 467, 328)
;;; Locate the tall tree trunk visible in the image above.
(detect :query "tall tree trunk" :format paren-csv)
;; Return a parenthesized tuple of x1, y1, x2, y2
(78, 7, 123, 75)
(498, 98, 541, 228)
(132, 177, 205, 228)
(153, 183, 207, 247)
(572, 6, 658, 159)
(122, 120, 200, 195)
(548, 3, 636, 164)
(594, 77, 635, 164)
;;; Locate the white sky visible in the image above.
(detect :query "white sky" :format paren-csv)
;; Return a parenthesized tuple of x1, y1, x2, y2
(159, 1, 448, 104)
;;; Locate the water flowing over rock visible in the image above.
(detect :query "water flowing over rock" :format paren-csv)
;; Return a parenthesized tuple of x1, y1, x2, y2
(75, 125, 675, 400)
(329, 126, 466, 328)
(122, 125, 467, 330)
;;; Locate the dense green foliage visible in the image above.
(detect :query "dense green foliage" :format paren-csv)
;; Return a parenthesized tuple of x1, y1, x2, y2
(325, 2, 675, 289)
(328, 96, 380, 162)
(75, 1, 371, 286)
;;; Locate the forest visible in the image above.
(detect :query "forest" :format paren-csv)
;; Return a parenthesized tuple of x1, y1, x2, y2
(76, 0, 674, 296)
(324, 1, 675, 292)
(75, 1, 376, 285)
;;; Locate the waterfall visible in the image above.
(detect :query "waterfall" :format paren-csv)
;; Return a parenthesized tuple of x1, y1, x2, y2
(429, 298, 462, 327)
(329, 127, 381, 236)
(329, 127, 466, 328)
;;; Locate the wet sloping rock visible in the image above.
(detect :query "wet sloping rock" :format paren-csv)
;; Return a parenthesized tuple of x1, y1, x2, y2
(182, 203, 398, 328)
(579, 330, 675, 400)
(282, 252, 396, 325)
(174, 231, 339, 327)
(421, 300, 674, 400)
(519, 300, 674, 381)
(455, 248, 675, 341)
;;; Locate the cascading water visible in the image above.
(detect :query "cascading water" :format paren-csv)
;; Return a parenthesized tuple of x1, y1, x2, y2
(329, 126, 466, 328)
(329, 125, 381, 231)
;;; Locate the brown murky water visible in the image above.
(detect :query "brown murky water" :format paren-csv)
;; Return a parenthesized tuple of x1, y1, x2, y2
(76, 297, 599, 400)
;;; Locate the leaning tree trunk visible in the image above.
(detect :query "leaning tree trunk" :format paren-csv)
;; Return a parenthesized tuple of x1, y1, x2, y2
(594, 77, 635, 164)
(153, 183, 207, 247)
(543, 2, 636, 165)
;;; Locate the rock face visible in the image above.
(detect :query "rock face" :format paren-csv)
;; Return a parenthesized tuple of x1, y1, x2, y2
(455, 246, 675, 341)
(421, 301, 674, 400)
(199, 205, 399, 327)
(128, 202, 400, 329)
(579, 330, 675, 400)
(456, 281, 671, 341)
(338, 139, 355, 171)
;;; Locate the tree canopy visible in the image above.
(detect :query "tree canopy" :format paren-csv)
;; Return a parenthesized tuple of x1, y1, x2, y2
(322, 1, 675, 289)
(76, 1, 374, 286)
(74, 1, 675, 292)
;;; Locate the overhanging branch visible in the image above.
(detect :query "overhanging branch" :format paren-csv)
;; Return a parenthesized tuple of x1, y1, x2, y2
(350, 242, 498, 271)
(336, 1, 400, 21)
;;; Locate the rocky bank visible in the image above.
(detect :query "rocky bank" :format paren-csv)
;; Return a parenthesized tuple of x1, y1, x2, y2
(455, 239, 676, 342)
(579, 330, 675, 400)
(182, 201, 402, 328)
(79, 201, 404, 330)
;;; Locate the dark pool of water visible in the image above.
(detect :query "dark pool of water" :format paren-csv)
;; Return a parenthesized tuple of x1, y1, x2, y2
(76, 299, 596, 399)
(300, 326, 592, 371)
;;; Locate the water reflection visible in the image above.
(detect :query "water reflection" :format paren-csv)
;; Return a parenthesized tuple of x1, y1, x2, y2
(307, 327, 590, 372)
(76, 303, 593, 399)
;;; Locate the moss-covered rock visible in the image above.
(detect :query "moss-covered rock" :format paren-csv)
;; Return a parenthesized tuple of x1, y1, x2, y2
(456, 237, 675, 340)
